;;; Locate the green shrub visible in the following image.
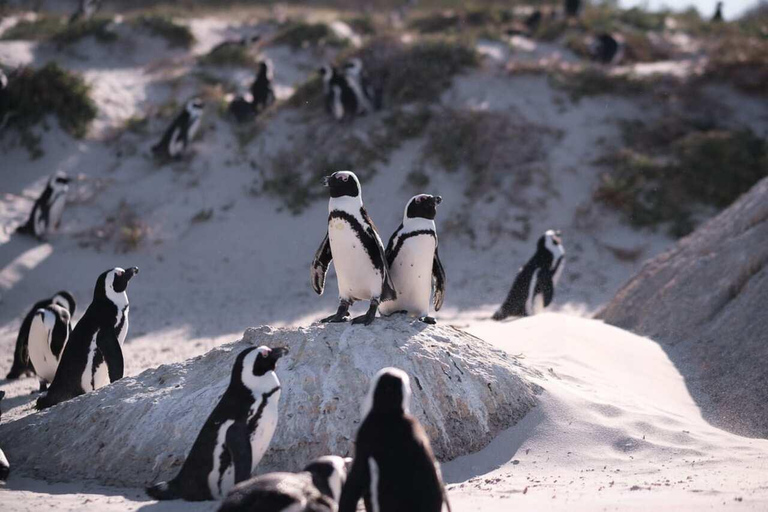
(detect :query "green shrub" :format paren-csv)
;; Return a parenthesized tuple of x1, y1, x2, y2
(199, 44, 256, 67)
(1, 16, 65, 40)
(52, 17, 117, 46)
(550, 67, 648, 100)
(133, 15, 194, 48)
(271, 22, 347, 50)
(346, 15, 377, 36)
(5, 63, 97, 139)
(705, 36, 768, 95)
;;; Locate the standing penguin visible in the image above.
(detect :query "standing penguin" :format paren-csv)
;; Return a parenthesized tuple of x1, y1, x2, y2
(379, 194, 446, 324)
(219, 455, 349, 512)
(152, 98, 204, 159)
(0, 391, 8, 481)
(146, 345, 289, 501)
(712, 1, 724, 22)
(564, 0, 581, 17)
(311, 171, 397, 325)
(339, 367, 450, 512)
(492, 230, 565, 321)
(319, 65, 358, 121)
(250, 60, 276, 113)
(69, 0, 102, 23)
(589, 33, 625, 65)
(6, 291, 76, 380)
(36, 267, 138, 410)
(27, 294, 77, 390)
(342, 58, 377, 115)
(16, 171, 71, 240)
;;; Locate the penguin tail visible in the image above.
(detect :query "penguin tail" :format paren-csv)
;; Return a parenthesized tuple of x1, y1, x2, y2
(491, 307, 510, 321)
(146, 480, 180, 501)
(35, 393, 54, 410)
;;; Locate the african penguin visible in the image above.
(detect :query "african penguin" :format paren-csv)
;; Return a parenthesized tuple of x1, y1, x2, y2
(6, 291, 76, 380)
(318, 65, 358, 121)
(36, 267, 138, 410)
(27, 293, 77, 391)
(712, 1, 724, 22)
(69, 0, 102, 23)
(0, 391, 8, 481)
(342, 58, 380, 115)
(339, 367, 450, 512)
(250, 60, 276, 113)
(564, 0, 581, 17)
(16, 171, 71, 240)
(146, 345, 288, 501)
(311, 171, 397, 325)
(379, 194, 446, 324)
(525, 10, 543, 33)
(492, 230, 565, 321)
(219, 455, 350, 512)
(0, 69, 11, 130)
(589, 33, 625, 65)
(152, 98, 204, 159)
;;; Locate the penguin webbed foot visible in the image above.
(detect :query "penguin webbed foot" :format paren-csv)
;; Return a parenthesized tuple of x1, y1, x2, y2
(419, 316, 437, 325)
(352, 301, 379, 326)
(39, 380, 48, 392)
(321, 301, 352, 323)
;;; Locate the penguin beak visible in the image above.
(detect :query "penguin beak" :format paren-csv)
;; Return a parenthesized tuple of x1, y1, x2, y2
(434, 196, 442, 205)
(125, 267, 139, 281)
(269, 346, 289, 361)
(322, 176, 331, 187)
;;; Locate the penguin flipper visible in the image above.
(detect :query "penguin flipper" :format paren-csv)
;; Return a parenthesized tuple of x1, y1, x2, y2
(225, 421, 252, 485)
(96, 328, 124, 383)
(360, 208, 397, 302)
(338, 452, 370, 512)
(384, 224, 403, 267)
(146, 480, 180, 501)
(311, 232, 333, 295)
(432, 246, 446, 312)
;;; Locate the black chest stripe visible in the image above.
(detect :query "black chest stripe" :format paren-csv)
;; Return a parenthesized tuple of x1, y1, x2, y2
(388, 230, 436, 266)
(329, 210, 384, 271)
(247, 385, 281, 433)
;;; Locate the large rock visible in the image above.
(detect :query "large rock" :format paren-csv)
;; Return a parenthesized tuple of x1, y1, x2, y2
(0, 318, 540, 487)
(599, 177, 768, 437)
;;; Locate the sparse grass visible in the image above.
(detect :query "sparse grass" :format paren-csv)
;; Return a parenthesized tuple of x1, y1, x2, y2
(51, 17, 117, 46)
(704, 36, 768, 95)
(271, 21, 347, 50)
(595, 119, 768, 237)
(132, 15, 194, 48)
(1, 15, 65, 40)
(408, 7, 510, 35)
(199, 44, 257, 67)
(122, 115, 150, 135)
(550, 67, 648, 100)
(4, 63, 97, 140)
(346, 15, 377, 36)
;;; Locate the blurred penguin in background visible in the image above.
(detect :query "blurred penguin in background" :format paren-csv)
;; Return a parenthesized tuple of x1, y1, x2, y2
(712, 1, 724, 22)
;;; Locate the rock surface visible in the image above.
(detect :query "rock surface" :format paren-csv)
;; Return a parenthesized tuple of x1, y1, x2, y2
(0, 317, 540, 487)
(599, 177, 768, 437)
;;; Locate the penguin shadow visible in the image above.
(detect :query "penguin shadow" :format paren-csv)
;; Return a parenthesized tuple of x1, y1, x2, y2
(0, 384, 39, 410)
(135, 498, 216, 511)
(0, 229, 48, 274)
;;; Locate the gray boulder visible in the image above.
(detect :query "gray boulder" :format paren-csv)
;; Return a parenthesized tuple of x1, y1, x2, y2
(0, 318, 540, 487)
(599, 177, 768, 437)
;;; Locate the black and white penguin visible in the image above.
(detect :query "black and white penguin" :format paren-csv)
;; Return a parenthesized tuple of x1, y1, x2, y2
(219, 455, 349, 512)
(16, 171, 71, 240)
(250, 60, 276, 113)
(6, 291, 76, 380)
(152, 98, 204, 159)
(712, 1, 724, 22)
(342, 58, 381, 114)
(311, 171, 397, 325)
(0, 391, 8, 481)
(0, 69, 11, 131)
(69, 0, 102, 23)
(525, 10, 543, 33)
(146, 345, 289, 501)
(339, 367, 450, 512)
(28, 296, 75, 391)
(319, 65, 358, 121)
(492, 230, 565, 321)
(379, 195, 446, 324)
(36, 267, 138, 410)
(564, 0, 581, 17)
(589, 33, 625, 65)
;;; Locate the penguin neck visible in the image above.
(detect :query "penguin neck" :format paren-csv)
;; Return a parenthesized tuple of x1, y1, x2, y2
(329, 195, 363, 215)
(402, 216, 436, 233)
(242, 370, 281, 398)
(105, 289, 129, 310)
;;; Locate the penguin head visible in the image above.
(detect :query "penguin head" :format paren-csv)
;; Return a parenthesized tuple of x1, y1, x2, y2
(405, 194, 442, 221)
(185, 98, 204, 117)
(50, 171, 71, 191)
(95, 267, 139, 304)
(361, 367, 412, 418)
(540, 229, 563, 255)
(343, 58, 363, 77)
(52, 291, 77, 316)
(257, 60, 273, 81)
(237, 345, 289, 392)
(324, 171, 361, 199)
(303, 455, 351, 503)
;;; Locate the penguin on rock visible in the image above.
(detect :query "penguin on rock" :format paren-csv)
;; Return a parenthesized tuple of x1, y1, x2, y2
(379, 194, 446, 324)
(36, 267, 138, 410)
(16, 171, 71, 240)
(492, 230, 565, 321)
(311, 171, 397, 326)
(339, 367, 451, 512)
(146, 346, 289, 501)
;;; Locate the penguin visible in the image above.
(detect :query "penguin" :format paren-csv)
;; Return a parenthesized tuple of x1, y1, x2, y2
(379, 195, 446, 324)
(589, 33, 625, 65)
(146, 345, 289, 501)
(338, 367, 450, 512)
(492, 230, 565, 321)
(0, 391, 8, 481)
(36, 267, 138, 410)
(712, 1, 724, 22)
(28, 298, 75, 391)
(311, 171, 397, 325)
(318, 65, 358, 121)
(525, 10, 543, 33)
(0, 69, 11, 131)
(16, 171, 71, 240)
(219, 455, 350, 512)
(6, 291, 76, 380)
(342, 58, 381, 114)
(69, 0, 102, 24)
(250, 60, 276, 113)
(152, 98, 204, 159)
(564, 0, 581, 17)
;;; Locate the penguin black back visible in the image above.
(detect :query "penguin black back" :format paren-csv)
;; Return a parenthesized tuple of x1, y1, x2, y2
(251, 61, 275, 112)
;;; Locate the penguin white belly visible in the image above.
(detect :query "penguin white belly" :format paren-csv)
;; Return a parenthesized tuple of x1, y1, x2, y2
(28, 310, 58, 383)
(49, 192, 67, 231)
(328, 219, 382, 301)
(187, 116, 201, 143)
(168, 128, 183, 157)
(33, 206, 45, 237)
(81, 333, 109, 392)
(380, 236, 435, 317)
(209, 419, 236, 499)
(249, 389, 280, 471)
